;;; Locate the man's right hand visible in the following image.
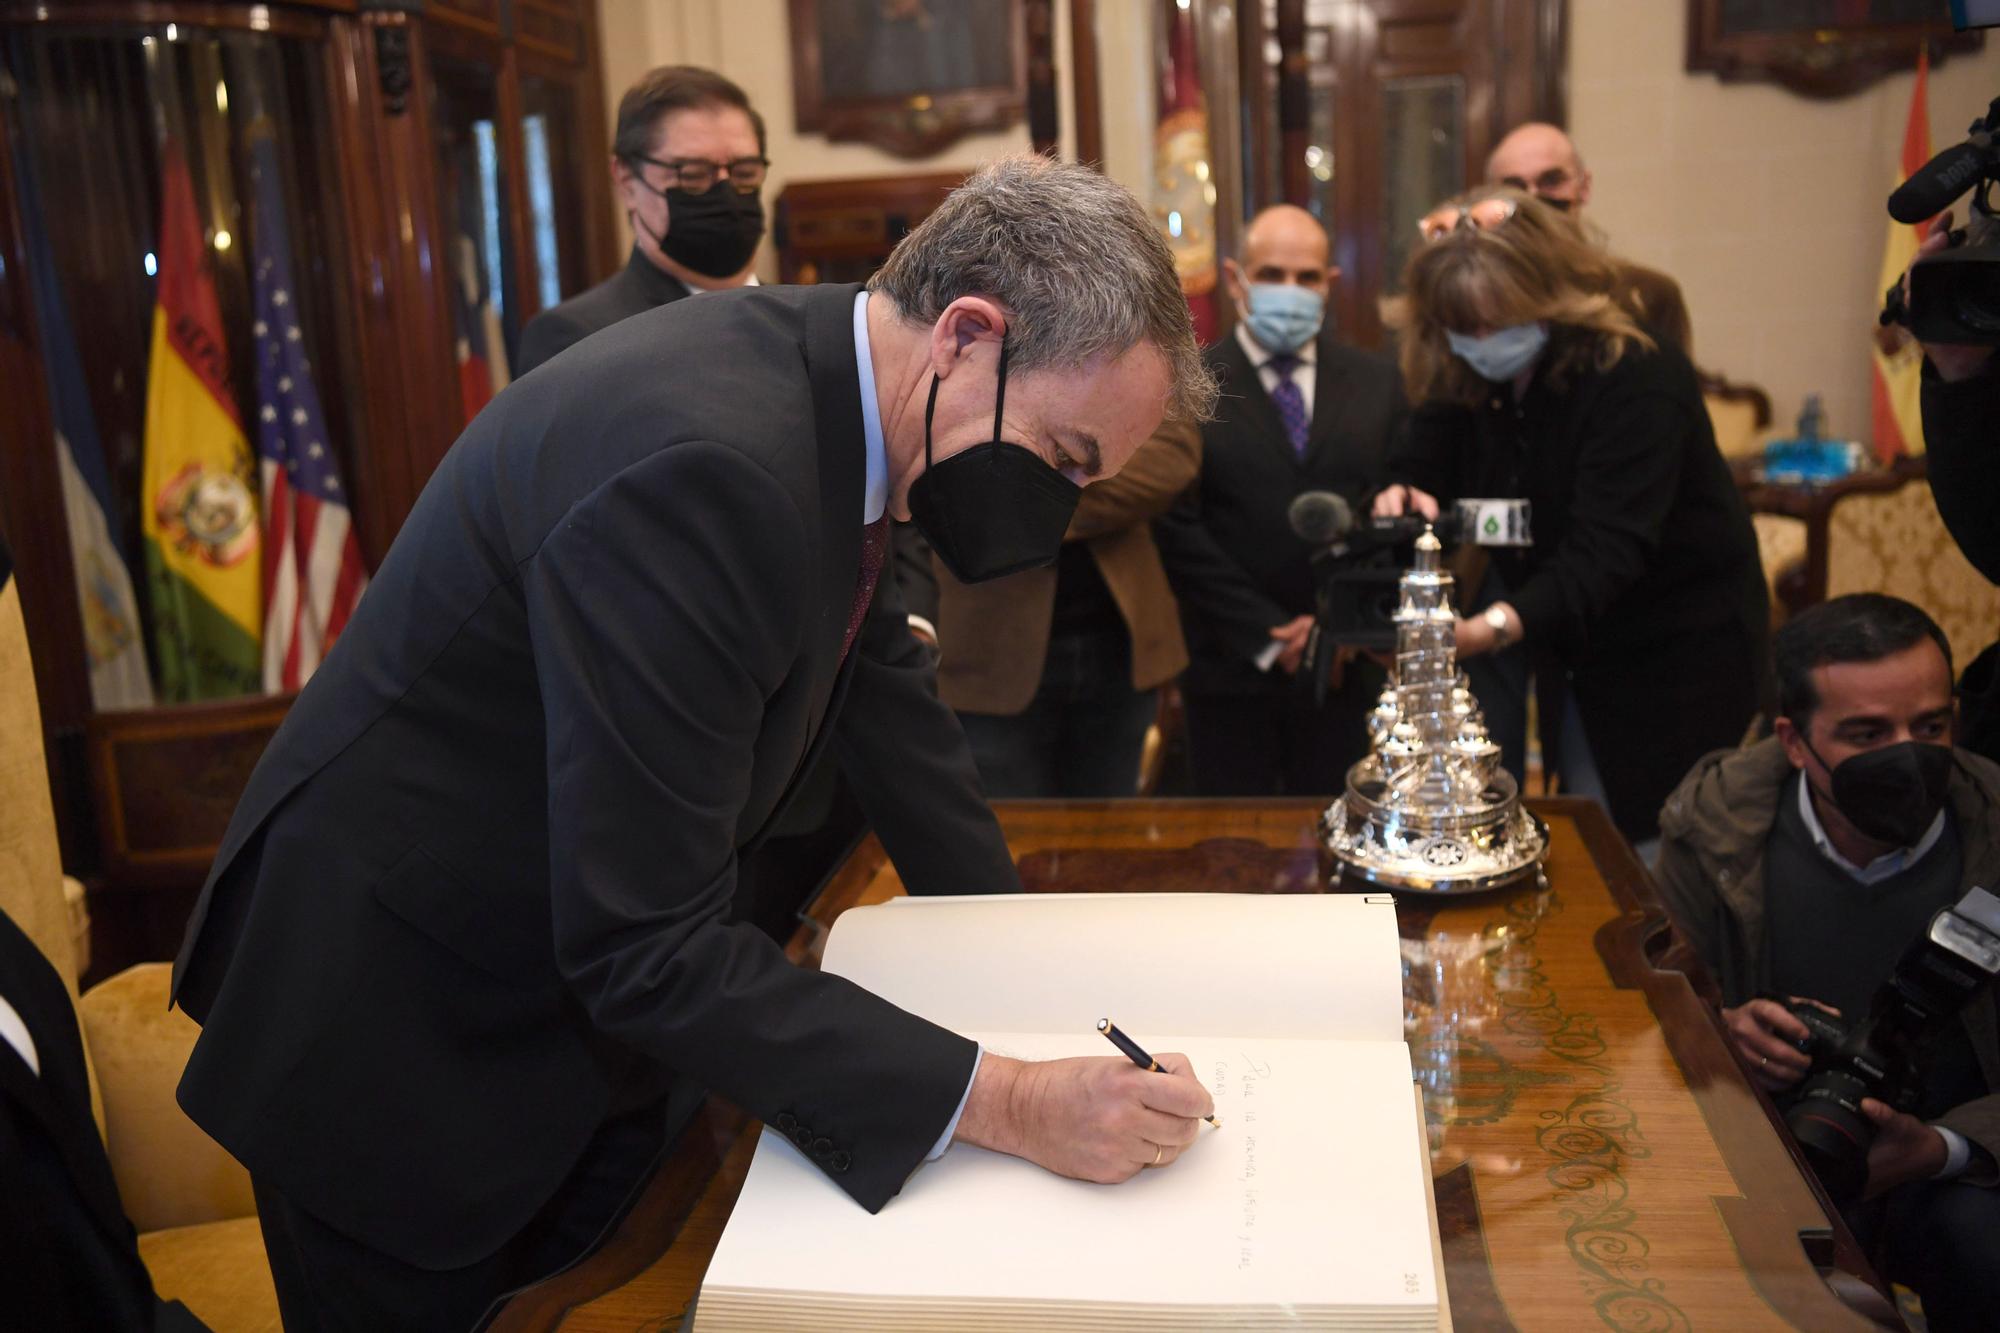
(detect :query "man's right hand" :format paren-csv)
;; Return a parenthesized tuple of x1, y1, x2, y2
(1269, 614, 1315, 674)
(1721, 997, 1827, 1092)
(1905, 218, 1995, 383)
(953, 1053, 1214, 1183)
(1372, 484, 1439, 521)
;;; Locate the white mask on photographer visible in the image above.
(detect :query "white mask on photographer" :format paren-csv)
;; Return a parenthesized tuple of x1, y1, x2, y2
(1447, 322, 1548, 382)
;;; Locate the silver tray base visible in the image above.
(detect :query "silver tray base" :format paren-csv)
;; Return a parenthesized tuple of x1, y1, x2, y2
(1320, 775, 1550, 895)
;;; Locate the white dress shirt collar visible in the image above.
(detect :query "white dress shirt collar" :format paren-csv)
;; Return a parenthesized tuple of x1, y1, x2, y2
(1234, 319, 1318, 369)
(1795, 773, 1947, 886)
(853, 290, 888, 523)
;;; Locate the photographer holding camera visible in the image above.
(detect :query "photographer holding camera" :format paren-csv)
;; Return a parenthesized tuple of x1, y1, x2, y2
(1656, 594, 2000, 1329)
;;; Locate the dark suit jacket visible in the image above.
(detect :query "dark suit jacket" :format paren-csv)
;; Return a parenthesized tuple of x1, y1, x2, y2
(1390, 330, 1769, 841)
(1153, 329, 1406, 697)
(516, 246, 690, 375)
(0, 912, 170, 1332)
(172, 284, 1016, 1271)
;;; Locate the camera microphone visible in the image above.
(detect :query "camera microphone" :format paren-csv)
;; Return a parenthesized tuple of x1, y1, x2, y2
(1889, 137, 1994, 224)
(1287, 490, 1356, 545)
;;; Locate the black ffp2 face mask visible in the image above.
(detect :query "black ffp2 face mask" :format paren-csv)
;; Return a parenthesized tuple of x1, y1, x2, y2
(1805, 737, 1954, 848)
(629, 170, 765, 279)
(906, 338, 1082, 584)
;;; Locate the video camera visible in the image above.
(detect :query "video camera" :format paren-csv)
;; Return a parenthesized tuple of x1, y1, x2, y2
(1881, 96, 2000, 345)
(1289, 490, 1530, 651)
(1775, 885, 2000, 1203)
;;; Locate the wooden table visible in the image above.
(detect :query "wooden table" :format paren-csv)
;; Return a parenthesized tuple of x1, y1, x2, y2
(517, 798, 1900, 1332)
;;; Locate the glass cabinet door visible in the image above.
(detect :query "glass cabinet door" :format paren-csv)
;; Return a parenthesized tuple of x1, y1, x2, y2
(520, 67, 593, 312)
(427, 47, 518, 422)
(3, 21, 365, 706)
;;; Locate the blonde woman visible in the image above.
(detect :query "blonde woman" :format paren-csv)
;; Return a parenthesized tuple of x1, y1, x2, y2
(1375, 187, 1767, 848)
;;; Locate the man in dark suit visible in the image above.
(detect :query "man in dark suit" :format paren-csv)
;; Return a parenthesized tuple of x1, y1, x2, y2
(1154, 205, 1405, 796)
(172, 158, 1217, 1330)
(517, 65, 768, 374)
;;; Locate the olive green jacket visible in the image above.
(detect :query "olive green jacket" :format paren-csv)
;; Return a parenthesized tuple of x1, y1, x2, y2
(1655, 735, 2000, 1183)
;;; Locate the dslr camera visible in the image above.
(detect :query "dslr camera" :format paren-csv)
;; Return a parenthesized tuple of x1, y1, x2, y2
(1776, 886, 2000, 1203)
(1882, 95, 2000, 345)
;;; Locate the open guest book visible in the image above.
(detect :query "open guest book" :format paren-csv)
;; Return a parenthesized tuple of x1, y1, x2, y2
(696, 893, 1443, 1331)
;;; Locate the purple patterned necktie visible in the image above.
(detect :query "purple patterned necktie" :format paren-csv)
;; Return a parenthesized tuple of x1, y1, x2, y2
(842, 516, 891, 663)
(1266, 354, 1310, 458)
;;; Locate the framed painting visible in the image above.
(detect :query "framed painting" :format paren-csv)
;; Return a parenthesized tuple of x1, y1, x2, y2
(789, 0, 1027, 157)
(1687, 0, 1983, 98)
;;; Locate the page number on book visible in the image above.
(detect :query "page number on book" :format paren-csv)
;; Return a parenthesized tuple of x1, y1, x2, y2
(1404, 1272, 1420, 1294)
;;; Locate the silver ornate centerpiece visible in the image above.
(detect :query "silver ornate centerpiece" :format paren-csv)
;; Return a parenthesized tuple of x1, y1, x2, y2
(1320, 528, 1548, 893)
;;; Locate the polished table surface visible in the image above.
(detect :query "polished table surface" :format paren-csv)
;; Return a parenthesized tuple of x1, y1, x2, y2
(540, 798, 1899, 1333)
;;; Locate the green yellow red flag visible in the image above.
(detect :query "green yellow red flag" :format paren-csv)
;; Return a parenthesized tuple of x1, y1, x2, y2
(141, 139, 262, 700)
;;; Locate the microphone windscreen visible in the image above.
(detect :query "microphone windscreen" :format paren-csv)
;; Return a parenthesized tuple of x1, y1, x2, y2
(1287, 490, 1353, 545)
(1889, 142, 1987, 224)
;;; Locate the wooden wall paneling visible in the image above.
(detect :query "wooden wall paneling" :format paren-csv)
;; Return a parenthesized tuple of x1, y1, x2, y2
(574, 0, 616, 283)
(0, 76, 97, 873)
(1069, 0, 1102, 168)
(1274, 0, 1308, 208)
(333, 10, 462, 537)
(85, 692, 292, 886)
(494, 42, 542, 325)
(0, 3, 342, 34)
(1234, 0, 1270, 218)
(1025, 0, 1058, 156)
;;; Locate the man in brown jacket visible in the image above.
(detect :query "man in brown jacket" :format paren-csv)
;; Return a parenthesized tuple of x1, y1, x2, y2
(1655, 593, 1999, 1330)
(935, 429, 1197, 796)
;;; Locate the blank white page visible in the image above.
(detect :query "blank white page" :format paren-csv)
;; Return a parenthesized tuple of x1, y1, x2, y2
(822, 892, 1402, 1043)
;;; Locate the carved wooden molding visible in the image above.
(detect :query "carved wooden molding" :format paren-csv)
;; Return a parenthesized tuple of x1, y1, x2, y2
(1687, 0, 1983, 100)
(788, 0, 1026, 159)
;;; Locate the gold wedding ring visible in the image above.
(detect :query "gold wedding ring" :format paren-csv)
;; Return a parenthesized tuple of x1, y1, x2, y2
(1153, 1143, 1164, 1167)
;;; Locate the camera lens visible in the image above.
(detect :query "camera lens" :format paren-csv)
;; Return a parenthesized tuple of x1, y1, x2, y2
(1785, 1069, 1877, 1203)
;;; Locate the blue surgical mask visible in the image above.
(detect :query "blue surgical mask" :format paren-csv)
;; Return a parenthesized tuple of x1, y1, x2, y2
(1242, 283, 1324, 355)
(1447, 322, 1548, 382)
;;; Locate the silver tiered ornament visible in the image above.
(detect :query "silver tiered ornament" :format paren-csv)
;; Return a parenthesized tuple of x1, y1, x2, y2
(1320, 527, 1548, 894)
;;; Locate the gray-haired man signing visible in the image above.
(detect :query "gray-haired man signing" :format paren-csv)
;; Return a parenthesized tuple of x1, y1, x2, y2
(171, 157, 1219, 1330)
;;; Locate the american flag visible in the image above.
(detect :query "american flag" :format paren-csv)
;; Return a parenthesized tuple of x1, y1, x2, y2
(249, 129, 367, 692)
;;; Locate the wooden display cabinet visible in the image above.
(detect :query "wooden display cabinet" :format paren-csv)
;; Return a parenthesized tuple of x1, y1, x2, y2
(0, 0, 616, 974)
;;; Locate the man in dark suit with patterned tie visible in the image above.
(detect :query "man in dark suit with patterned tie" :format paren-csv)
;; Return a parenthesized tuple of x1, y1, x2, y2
(1154, 205, 1406, 796)
(170, 158, 1219, 1330)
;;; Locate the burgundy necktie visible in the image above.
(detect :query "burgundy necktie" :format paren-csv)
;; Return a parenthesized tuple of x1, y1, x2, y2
(1267, 354, 1311, 458)
(841, 516, 890, 662)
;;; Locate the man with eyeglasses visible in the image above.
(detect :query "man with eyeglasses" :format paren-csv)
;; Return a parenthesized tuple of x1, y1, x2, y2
(1486, 121, 1692, 355)
(518, 65, 770, 374)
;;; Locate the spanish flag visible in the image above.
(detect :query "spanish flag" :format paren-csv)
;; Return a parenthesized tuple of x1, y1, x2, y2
(141, 141, 261, 700)
(1871, 51, 1933, 461)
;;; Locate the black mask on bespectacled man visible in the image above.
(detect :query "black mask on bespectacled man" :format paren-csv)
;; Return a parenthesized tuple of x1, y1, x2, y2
(906, 337, 1082, 584)
(1802, 736, 1954, 848)
(626, 164, 765, 278)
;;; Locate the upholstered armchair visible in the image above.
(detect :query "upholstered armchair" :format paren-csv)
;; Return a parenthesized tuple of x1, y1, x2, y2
(1741, 456, 2000, 666)
(0, 574, 278, 1330)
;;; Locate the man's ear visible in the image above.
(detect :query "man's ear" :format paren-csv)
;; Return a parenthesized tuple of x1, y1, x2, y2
(1222, 257, 1248, 308)
(1774, 715, 1808, 771)
(929, 296, 1009, 379)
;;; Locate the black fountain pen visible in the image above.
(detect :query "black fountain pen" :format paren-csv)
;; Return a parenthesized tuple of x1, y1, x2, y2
(1097, 1018, 1222, 1127)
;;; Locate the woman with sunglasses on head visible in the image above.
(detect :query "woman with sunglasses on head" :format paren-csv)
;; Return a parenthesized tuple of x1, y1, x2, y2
(1374, 187, 1768, 852)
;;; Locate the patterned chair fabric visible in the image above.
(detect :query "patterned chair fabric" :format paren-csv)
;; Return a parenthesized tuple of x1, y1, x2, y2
(1825, 472, 2000, 668)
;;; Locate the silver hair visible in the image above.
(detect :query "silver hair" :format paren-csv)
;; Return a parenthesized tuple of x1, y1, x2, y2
(869, 155, 1218, 423)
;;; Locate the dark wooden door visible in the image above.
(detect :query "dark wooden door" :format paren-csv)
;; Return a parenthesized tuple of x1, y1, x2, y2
(1248, 0, 1564, 348)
